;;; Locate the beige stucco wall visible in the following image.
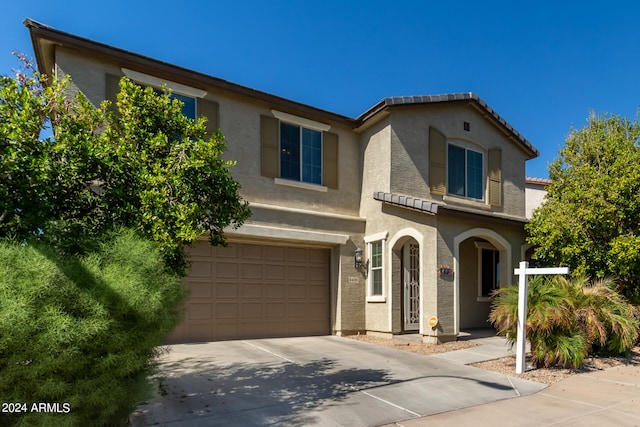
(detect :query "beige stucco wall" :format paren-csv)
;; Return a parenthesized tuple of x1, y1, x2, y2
(54, 47, 363, 218)
(358, 118, 440, 336)
(387, 104, 529, 219)
(358, 104, 530, 341)
(525, 183, 547, 219)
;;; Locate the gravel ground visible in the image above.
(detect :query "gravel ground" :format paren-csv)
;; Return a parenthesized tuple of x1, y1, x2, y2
(346, 334, 640, 385)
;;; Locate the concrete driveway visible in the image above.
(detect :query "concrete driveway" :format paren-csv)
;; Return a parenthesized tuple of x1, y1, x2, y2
(130, 336, 544, 427)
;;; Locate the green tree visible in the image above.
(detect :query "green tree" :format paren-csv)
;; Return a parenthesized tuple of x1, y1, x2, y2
(526, 112, 640, 301)
(0, 58, 250, 275)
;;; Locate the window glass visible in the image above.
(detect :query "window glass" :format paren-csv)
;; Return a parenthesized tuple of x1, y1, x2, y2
(171, 92, 196, 119)
(447, 145, 465, 196)
(371, 241, 383, 296)
(280, 123, 322, 185)
(280, 123, 301, 181)
(151, 88, 196, 119)
(301, 128, 322, 184)
(467, 150, 484, 199)
(447, 144, 484, 200)
(481, 249, 499, 296)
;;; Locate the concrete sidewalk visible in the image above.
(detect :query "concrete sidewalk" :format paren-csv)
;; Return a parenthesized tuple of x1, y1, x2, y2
(381, 363, 640, 426)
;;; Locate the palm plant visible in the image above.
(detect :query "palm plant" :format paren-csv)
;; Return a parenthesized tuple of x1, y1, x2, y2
(489, 275, 639, 368)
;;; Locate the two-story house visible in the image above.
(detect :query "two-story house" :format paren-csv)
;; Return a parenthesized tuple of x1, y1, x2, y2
(26, 19, 539, 344)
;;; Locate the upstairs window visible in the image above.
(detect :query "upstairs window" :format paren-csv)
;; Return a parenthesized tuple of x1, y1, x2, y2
(166, 91, 196, 119)
(107, 71, 219, 136)
(448, 145, 484, 200)
(280, 123, 322, 185)
(261, 112, 338, 189)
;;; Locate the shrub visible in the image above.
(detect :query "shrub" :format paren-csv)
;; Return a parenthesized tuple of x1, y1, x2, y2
(490, 275, 639, 368)
(0, 228, 186, 426)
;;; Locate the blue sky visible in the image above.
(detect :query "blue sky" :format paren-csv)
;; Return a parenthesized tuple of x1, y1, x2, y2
(2, 1, 639, 178)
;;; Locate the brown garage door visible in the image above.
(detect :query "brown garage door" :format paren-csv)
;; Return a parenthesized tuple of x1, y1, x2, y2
(168, 241, 331, 343)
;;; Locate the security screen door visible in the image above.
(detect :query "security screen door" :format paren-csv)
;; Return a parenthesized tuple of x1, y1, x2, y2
(403, 243, 420, 331)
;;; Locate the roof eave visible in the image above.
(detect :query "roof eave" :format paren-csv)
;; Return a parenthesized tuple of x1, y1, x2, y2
(23, 18, 356, 129)
(356, 93, 539, 159)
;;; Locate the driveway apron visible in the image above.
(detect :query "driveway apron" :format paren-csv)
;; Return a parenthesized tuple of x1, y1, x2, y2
(130, 336, 545, 427)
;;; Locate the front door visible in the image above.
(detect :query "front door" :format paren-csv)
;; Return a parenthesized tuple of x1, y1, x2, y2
(403, 243, 420, 331)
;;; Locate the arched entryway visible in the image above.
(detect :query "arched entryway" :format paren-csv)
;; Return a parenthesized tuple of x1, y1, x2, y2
(453, 228, 511, 334)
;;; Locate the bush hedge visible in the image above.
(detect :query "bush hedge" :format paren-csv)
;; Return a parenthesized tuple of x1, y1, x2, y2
(490, 275, 639, 368)
(0, 229, 186, 426)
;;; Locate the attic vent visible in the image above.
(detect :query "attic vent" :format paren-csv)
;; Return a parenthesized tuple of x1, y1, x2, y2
(464, 121, 470, 131)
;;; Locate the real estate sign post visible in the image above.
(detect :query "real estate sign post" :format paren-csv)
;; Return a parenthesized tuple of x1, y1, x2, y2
(513, 262, 570, 374)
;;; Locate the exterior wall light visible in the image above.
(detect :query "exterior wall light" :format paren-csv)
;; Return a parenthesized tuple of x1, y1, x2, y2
(354, 247, 366, 269)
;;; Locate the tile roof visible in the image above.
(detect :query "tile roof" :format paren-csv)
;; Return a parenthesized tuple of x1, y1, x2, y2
(25, 19, 539, 159)
(525, 177, 552, 185)
(373, 192, 438, 215)
(358, 94, 539, 158)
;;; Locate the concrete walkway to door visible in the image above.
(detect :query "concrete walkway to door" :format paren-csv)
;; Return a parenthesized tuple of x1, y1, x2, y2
(130, 334, 545, 427)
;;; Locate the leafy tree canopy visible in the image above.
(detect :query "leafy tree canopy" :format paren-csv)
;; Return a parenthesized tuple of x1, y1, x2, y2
(527, 112, 640, 300)
(0, 57, 250, 275)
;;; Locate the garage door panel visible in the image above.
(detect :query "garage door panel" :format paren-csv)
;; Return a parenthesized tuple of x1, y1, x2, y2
(287, 266, 307, 281)
(308, 266, 328, 280)
(189, 260, 212, 278)
(287, 302, 309, 317)
(308, 284, 328, 299)
(213, 322, 239, 339)
(266, 303, 285, 317)
(265, 246, 286, 262)
(241, 263, 263, 279)
(169, 242, 330, 343)
(241, 283, 262, 299)
(186, 302, 211, 320)
(265, 265, 286, 280)
(216, 262, 239, 279)
(185, 323, 213, 341)
(265, 283, 286, 299)
(307, 302, 329, 316)
(216, 244, 239, 258)
(241, 244, 263, 260)
(189, 242, 213, 257)
(187, 280, 212, 298)
(286, 248, 308, 263)
(287, 284, 307, 299)
(216, 303, 239, 319)
(241, 302, 262, 318)
(308, 248, 329, 264)
(215, 282, 238, 299)
(240, 322, 264, 337)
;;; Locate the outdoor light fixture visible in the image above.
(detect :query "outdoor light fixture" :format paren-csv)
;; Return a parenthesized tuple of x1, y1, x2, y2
(354, 247, 364, 269)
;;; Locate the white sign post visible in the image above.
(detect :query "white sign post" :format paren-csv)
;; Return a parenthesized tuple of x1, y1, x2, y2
(513, 261, 570, 374)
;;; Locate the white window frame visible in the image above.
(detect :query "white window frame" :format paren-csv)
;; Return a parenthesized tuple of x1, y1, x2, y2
(365, 232, 388, 303)
(447, 142, 486, 201)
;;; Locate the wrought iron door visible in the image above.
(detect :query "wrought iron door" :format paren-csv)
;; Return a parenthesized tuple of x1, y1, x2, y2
(403, 243, 420, 330)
